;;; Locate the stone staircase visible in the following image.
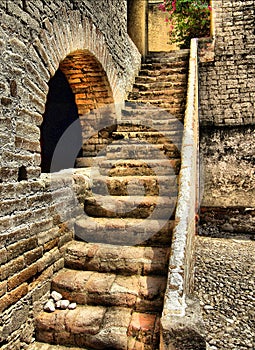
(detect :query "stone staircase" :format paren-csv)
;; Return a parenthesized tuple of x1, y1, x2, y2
(29, 50, 190, 350)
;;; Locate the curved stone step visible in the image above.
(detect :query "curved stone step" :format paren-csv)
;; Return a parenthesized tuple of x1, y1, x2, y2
(74, 217, 175, 246)
(52, 268, 167, 312)
(84, 195, 177, 219)
(91, 174, 178, 196)
(35, 306, 160, 350)
(64, 241, 170, 276)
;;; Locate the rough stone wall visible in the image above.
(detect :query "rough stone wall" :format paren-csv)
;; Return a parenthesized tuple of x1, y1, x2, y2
(0, 0, 140, 348)
(148, 1, 177, 52)
(199, 0, 255, 210)
(200, 126, 255, 207)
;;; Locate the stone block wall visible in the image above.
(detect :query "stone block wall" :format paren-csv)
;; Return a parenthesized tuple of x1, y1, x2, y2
(0, 0, 140, 348)
(199, 0, 255, 126)
(199, 0, 255, 212)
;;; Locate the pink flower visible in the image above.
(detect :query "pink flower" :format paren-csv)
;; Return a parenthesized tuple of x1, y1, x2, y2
(208, 5, 212, 11)
(158, 3, 166, 12)
(165, 17, 169, 22)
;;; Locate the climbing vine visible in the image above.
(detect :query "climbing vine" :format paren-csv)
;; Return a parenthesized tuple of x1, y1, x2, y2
(159, 0, 212, 48)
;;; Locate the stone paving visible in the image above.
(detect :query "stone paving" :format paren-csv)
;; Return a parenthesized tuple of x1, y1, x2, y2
(194, 235, 255, 350)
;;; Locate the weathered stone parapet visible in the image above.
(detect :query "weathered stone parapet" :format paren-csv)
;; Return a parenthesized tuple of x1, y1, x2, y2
(160, 39, 206, 349)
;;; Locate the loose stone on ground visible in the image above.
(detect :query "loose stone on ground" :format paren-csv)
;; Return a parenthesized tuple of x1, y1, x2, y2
(194, 235, 255, 350)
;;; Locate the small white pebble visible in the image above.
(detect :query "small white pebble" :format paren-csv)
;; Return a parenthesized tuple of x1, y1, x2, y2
(44, 299, 55, 313)
(51, 290, 63, 302)
(68, 302, 77, 310)
(56, 299, 70, 310)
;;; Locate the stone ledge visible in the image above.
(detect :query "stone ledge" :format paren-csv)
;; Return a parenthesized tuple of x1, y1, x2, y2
(160, 296, 206, 350)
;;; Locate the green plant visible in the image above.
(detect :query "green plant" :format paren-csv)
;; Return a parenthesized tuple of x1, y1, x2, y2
(159, 0, 212, 48)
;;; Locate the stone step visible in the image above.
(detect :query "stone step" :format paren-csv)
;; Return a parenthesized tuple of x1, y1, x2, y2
(126, 99, 185, 111)
(27, 343, 84, 350)
(75, 155, 181, 172)
(74, 216, 175, 246)
(35, 306, 160, 350)
(64, 241, 170, 276)
(112, 130, 182, 143)
(121, 105, 184, 121)
(133, 80, 187, 91)
(105, 141, 180, 160)
(146, 49, 190, 60)
(98, 158, 181, 176)
(128, 88, 186, 101)
(135, 73, 187, 84)
(91, 174, 178, 196)
(84, 195, 177, 219)
(118, 117, 183, 131)
(141, 60, 188, 71)
(139, 67, 188, 77)
(52, 268, 167, 312)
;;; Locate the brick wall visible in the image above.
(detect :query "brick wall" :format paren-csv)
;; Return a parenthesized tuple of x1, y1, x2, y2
(199, 0, 255, 126)
(0, 0, 140, 348)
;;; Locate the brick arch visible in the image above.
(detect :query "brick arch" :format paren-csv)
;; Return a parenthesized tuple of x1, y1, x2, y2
(41, 49, 117, 172)
(59, 50, 114, 115)
(34, 13, 123, 108)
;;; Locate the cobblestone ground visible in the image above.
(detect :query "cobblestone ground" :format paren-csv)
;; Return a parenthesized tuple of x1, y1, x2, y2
(194, 235, 255, 350)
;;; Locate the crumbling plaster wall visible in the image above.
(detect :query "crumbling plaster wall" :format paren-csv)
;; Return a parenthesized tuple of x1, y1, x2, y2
(0, 0, 140, 348)
(199, 0, 255, 212)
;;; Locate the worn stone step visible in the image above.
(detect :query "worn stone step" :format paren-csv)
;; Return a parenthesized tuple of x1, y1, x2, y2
(65, 241, 170, 276)
(146, 49, 190, 60)
(105, 141, 180, 160)
(126, 99, 185, 111)
(91, 174, 178, 196)
(133, 80, 187, 91)
(84, 195, 177, 219)
(27, 343, 84, 350)
(122, 105, 184, 121)
(74, 216, 175, 246)
(112, 130, 182, 143)
(135, 73, 187, 85)
(141, 59, 188, 71)
(98, 158, 181, 176)
(128, 88, 186, 101)
(36, 306, 160, 349)
(117, 117, 183, 131)
(52, 269, 166, 312)
(139, 67, 188, 77)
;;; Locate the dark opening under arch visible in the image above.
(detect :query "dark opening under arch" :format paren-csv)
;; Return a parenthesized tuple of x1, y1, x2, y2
(40, 69, 82, 173)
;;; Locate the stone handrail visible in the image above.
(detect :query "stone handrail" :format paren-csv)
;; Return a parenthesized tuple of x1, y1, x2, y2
(160, 38, 206, 349)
